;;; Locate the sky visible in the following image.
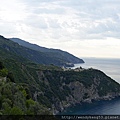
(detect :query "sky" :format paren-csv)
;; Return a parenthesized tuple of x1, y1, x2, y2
(0, 0, 120, 58)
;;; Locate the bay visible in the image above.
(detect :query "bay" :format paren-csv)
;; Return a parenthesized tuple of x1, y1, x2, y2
(61, 58, 120, 115)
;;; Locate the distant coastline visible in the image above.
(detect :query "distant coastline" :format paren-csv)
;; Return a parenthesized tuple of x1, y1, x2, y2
(71, 57, 120, 84)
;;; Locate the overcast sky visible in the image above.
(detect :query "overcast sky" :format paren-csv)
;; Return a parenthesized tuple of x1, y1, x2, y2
(0, 0, 120, 58)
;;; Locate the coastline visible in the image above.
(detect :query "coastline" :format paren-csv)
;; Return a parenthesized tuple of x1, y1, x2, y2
(56, 58, 120, 114)
(58, 95, 120, 115)
(73, 58, 120, 84)
(56, 58, 120, 115)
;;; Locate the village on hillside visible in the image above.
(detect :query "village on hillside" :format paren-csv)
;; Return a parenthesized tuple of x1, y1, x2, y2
(62, 66, 85, 72)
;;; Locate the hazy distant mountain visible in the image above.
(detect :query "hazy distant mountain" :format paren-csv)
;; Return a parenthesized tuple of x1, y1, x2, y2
(10, 38, 84, 66)
(10, 38, 49, 52)
(0, 35, 84, 67)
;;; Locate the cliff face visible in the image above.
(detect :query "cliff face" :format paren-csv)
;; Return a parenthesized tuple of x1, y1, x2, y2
(32, 69, 120, 114)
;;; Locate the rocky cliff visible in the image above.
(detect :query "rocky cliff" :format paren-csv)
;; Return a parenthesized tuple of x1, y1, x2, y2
(1, 57, 120, 115)
(31, 68, 120, 114)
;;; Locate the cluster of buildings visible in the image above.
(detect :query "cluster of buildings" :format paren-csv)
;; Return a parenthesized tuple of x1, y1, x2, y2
(62, 66, 85, 72)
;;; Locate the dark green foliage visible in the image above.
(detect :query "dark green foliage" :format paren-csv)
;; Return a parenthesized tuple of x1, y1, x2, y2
(97, 76, 120, 96)
(0, 80, 51, 115)
(0, 56, 120, 115)
(10, 37, 84, 65)
(2, 106, 24, 115)
(0, 61, 4, 70)
(37, 95, 51, 108)
(63, 85, 71, 95)
(0, 68, 8, 77)
(7, 72, 15, 82)
(0, 64, 51, 115)
(0, 61, 8, 77)
(39, 69, 120, 105)
(2, 58, 120, 111)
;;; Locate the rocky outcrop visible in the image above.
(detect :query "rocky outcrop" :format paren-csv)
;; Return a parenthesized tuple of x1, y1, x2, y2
(33, 69, 120, 114)
(0, 77, 6, 82)
(52, 81, 120, 114)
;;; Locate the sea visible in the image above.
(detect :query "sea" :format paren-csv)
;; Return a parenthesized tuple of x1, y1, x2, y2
(60, 57, 120, 115)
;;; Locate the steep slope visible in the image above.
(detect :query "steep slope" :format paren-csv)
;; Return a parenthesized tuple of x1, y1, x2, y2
(0, 62, 51, 115)
(10, 38, 84, 65)
(2, 58, 120, 114)
(33, 68, 120, 114)
(0, 35, 83, 67)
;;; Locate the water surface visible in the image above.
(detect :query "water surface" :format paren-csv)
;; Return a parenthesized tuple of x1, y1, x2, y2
(74, 58, 120, 84)
(60, 97, 120, 115)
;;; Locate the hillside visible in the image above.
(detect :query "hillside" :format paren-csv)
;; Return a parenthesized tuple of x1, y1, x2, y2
(0, 62, 51, 115)
(10, 38, 84, 65)
(1, 59, 120, 115)
(0, 35, 84, 67)
(0, 35, 120, 115)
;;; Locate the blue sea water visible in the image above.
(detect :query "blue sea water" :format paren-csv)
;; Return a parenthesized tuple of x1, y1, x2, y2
(61, 58, 120, 115)
(60, 97, 120, 115)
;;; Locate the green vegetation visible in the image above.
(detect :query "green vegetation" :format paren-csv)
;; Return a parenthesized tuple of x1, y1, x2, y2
(0, 58, 120, 115)
(0, 81, 51, 115)
(0, 68, 8, 77)
(10, 37, 84, 65)
(0, 62, 51, 115)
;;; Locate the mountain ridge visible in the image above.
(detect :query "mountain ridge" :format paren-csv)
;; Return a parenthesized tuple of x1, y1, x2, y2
(0, 35, 84, 67)
(9, 37, 84, 66)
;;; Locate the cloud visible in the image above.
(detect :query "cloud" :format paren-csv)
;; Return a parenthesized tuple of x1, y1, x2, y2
(0, 21, 18, 37)
(54, 0, 120, 40)
(33, 7, 65, 15)
(24, 15, 48, 29)
(0, 0, 120, 58)
(1, 0, 120, 40)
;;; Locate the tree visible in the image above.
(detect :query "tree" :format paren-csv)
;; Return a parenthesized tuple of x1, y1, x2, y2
(9, 107, 24, 115)
(0, 68, 8, 77)
(0, 61, 4, 70)
(7, 72, 15, 82)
